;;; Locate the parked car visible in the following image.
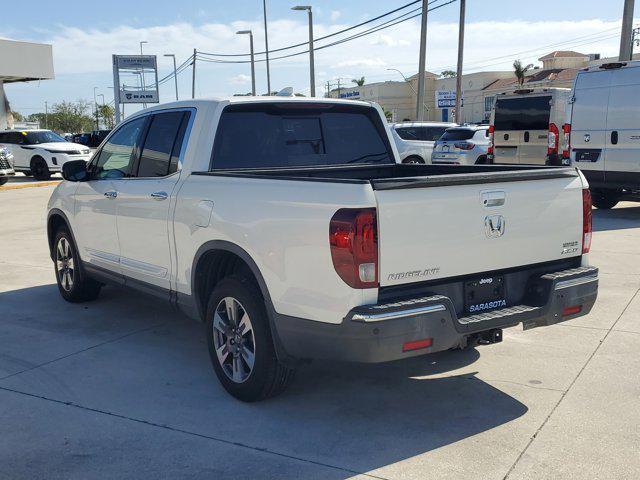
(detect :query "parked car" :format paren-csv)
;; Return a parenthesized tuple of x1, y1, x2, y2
(390, 121, 456, 163)
(0, 146, 15, 185)
(566, 61, 640, 209)
(488, 88, 571, 166)
(432, 125, 491, 164)
(0, 129, 92, 180)
(47, 97, 598, 402)
(72, 133, 91, 146)
(89, 129, 112, 148)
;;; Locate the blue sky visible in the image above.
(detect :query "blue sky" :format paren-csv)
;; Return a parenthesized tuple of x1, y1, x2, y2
(2, 0, 635, 117)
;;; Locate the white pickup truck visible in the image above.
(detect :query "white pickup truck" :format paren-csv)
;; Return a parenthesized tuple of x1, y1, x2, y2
(47, 97, 599, 402)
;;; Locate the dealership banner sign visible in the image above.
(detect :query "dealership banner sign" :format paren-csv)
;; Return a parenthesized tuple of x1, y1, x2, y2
(112, 54, 160, 122)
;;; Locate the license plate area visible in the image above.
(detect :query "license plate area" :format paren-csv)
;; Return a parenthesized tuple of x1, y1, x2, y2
(464, 275, 506, 314)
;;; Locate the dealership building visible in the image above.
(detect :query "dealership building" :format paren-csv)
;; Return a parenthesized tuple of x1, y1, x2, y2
(0, 39, 54, 130)
(328, 50, 600, 124)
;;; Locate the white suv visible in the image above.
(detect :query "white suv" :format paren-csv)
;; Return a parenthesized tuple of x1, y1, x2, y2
(432, 125, 491, 165)
(390, 122, 456, 164)
(0, 129, 92, 180)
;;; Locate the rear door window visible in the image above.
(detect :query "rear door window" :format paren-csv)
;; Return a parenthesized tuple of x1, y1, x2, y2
(494, 96, 552, 131)
(211, 103, 394, 169)
(137, 111, 190, 177)
(396, 126, 448, 141)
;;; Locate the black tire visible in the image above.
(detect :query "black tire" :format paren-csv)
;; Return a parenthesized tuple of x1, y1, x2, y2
(475, 155, 488, 164)
(402, 156, 424, 164)
(0, 177, 8, 186)
(31, 156, 51, 181)
(591, 189, 619, 210)
(53, 227, 102, 302)
(206, 275, 295, 402)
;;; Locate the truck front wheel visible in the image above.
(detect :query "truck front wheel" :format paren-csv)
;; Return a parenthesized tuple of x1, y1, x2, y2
(206, 276, 295, 402)
(591, 188, 620, 209)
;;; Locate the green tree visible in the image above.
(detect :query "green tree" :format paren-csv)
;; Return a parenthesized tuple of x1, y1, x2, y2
(440, 70, 456, 78)
(97, 104, 115, 129)
(10, 110, 24, 122)
(513, 60, 533, 87)
(26, 100, 94, 133)
(352, 76, 366, 86)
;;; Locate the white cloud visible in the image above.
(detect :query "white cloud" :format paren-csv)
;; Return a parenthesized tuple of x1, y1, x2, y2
(371, 34, 410, 47)
(330, 11, 341, 22)
(332, 58, 387, 68)
(230, 74, 251, 85)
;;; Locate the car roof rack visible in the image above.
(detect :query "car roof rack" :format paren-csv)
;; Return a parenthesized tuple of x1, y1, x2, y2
(599, 62, 627, 70)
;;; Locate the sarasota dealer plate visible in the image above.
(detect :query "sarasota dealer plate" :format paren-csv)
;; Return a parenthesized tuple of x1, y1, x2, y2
(464, 275, 506, 314)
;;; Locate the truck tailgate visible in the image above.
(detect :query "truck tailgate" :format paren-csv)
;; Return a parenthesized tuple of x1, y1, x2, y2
(373, 169, 584, 287)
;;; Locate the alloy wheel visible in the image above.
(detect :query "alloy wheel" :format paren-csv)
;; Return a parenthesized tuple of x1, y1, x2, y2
(212, 297, 256, 383)
(56, 237, 74, 292)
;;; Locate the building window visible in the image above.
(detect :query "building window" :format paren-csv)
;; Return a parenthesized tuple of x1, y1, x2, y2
(484, 96, 495, 112)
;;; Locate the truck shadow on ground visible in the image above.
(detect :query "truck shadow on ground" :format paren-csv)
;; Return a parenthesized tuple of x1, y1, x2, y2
(593, 204, 640, 232)
(0, 284, 529, 478)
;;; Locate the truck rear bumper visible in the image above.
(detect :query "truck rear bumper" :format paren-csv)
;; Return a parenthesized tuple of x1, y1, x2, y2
(273, 266, 598, 363)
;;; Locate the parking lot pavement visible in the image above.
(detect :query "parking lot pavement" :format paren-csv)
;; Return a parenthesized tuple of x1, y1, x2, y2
(0, 185, 639, 480)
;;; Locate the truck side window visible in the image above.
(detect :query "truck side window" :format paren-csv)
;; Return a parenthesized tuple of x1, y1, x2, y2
(137, 111, 190, 177)
(92, 117, 145, 180)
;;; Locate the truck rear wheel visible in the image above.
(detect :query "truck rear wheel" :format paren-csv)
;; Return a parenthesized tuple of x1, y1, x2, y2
(591, 188, 619, 209)
(206, 276, 295, 402)
(402, 156, 424, 164)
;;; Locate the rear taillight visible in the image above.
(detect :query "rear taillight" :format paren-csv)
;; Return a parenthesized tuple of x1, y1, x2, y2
(582, 189, 592, 254)
(488, 125, 495, 156)
(562, 123, 571, 159)
(454, 141, 475, 150)
(548, 123, 559, 155)
(329, 208, 378, 288)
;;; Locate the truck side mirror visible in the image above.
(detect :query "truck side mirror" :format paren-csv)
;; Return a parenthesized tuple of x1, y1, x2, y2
(62, 160, 89, 182)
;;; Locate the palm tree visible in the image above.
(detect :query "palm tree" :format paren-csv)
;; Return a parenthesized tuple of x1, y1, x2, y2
(513, 60, 534, 87)
(352, 76, 365, 87)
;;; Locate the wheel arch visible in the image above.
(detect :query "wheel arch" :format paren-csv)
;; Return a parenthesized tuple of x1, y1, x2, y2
(190, 240, 295, 364)
(47, 209, 76, 260)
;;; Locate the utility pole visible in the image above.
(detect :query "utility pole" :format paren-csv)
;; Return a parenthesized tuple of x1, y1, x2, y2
(192, 48, 197, 99)
(263, 0, 271, 95)
(337, 78, 342, 98)
(455, 0, 466, 124)
(44, 101, 48, 129)
(93, 86, 99, 130)
(620, 0, 636, 61)
(416, 0, 429, 120)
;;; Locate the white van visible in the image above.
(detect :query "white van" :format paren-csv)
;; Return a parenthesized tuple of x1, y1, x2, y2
(567, 61, 640, 208)
(488, 88, 571, 166)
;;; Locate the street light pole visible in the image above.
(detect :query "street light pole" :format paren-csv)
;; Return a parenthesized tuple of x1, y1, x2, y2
(237, 30, 256, 95)
(140, 41, 148, 107)
(292, 6, 315, 97)
(416, 0, 429, 120)
(164, 54, 179, 100)
(263, 0, 271, 95)
(44, 101, 48, 129)
(455, 0, 466, 124)
(93, 86, 99, 130)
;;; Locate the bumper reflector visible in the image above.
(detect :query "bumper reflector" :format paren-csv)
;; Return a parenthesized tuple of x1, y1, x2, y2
(402, 338, 433, 352)
(562, 305, 582, 317)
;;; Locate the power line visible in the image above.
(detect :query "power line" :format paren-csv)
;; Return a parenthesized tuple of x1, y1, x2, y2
(197, 0, 423, 58)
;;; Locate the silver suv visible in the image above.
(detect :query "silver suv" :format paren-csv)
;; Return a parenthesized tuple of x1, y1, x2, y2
(431, 125, 491, 165)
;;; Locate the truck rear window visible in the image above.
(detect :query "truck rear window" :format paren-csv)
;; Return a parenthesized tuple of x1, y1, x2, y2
(210, 103, 394, 169)
(494, 96, 551, 131)
(441, 129, 475, 141)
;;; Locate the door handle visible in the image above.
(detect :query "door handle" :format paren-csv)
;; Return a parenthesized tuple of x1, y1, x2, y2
(104, 191, 117, 199)
(150, 191, 168, 201)
(523, 131, 530, 143)
(611, 131, 618, 145)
